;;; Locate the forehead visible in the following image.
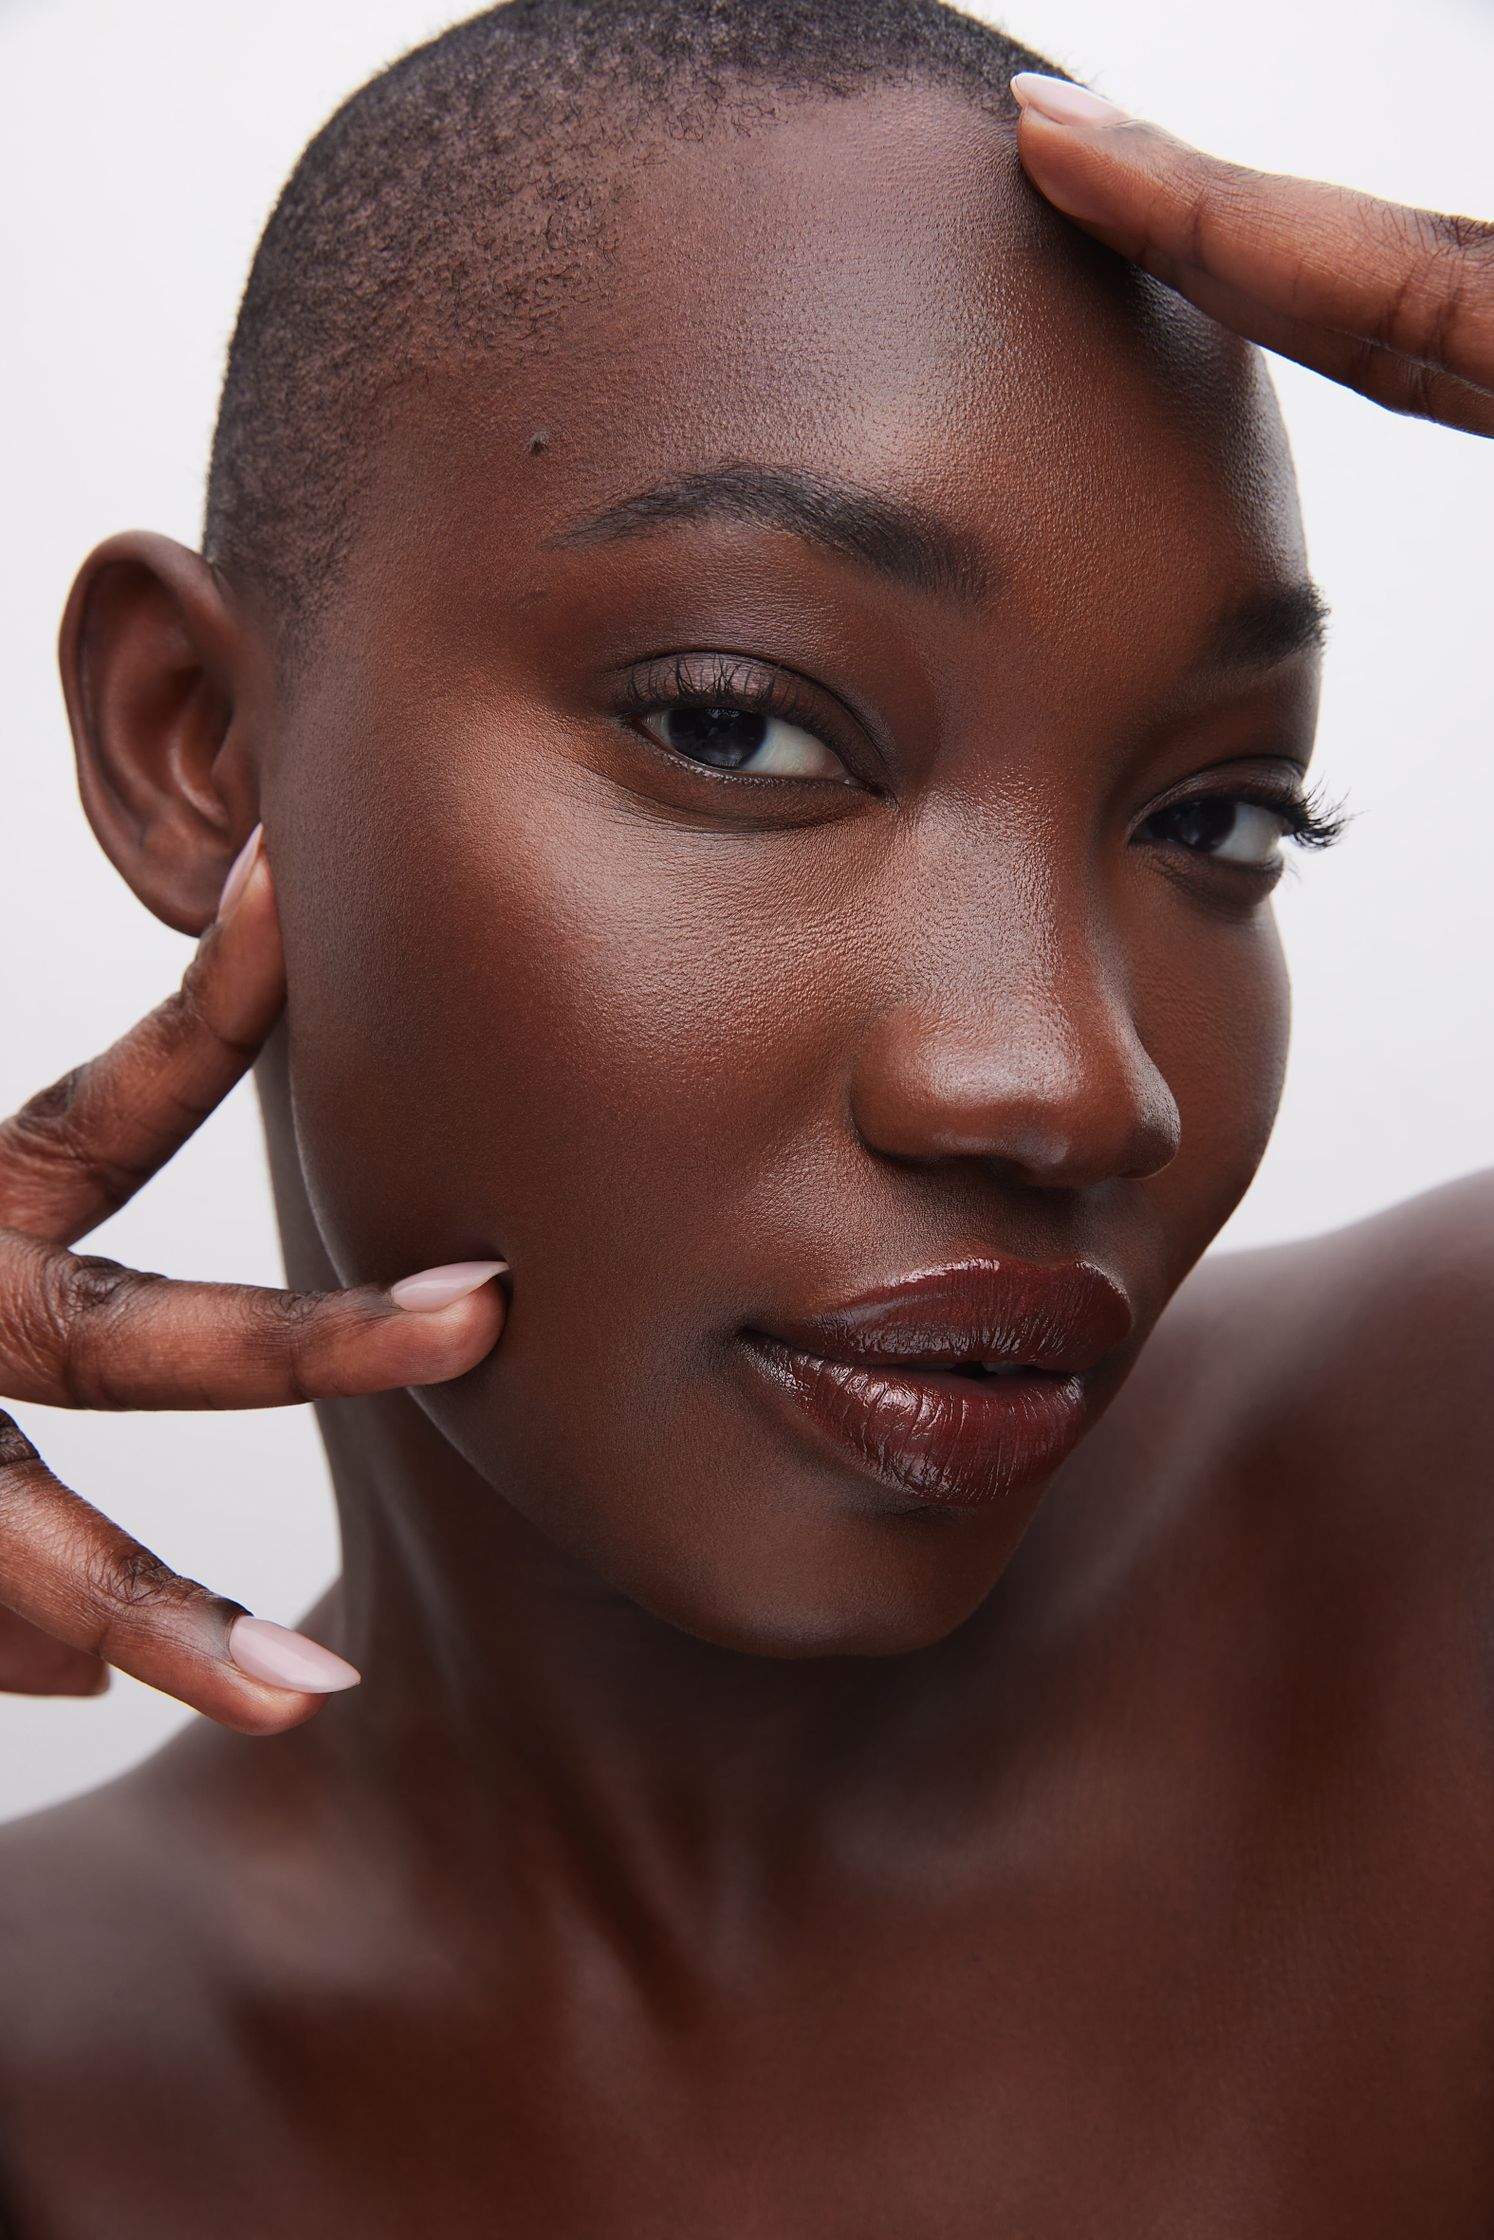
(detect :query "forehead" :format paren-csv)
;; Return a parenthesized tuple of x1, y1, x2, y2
(352, 83, 1305, 667)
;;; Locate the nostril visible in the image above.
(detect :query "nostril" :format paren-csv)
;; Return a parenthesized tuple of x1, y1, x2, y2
(846, 1002, 1180, 1191)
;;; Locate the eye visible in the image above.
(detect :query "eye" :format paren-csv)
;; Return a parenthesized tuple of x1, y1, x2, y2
(1138, 774, 1348, 876)
(638, 702, 851, 781)
(1140, 794, 1293, 869)
(621, 654, 861, 786)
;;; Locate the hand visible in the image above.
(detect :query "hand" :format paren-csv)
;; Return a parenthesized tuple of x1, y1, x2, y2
(0, 827, 506, 1734)
(1011, 72, 1494, 437)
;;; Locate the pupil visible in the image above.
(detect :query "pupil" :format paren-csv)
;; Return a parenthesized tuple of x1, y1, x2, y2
(1171, 798, 1236, 852)
(666, 707, 768, 768)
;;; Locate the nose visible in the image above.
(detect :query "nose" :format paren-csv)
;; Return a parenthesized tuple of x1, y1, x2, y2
(847, 955, 1181, 1192)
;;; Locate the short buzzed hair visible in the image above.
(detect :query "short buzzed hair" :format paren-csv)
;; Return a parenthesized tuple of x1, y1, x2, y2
(203, 0, 1058, 647)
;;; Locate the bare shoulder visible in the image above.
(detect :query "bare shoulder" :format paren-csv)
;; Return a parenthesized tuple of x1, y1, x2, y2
(1141, 1166, 1494, 1587)
(0, 1778, 159, 2005)
(1268, 1165, 1494, 1338)
(1035, 1171, 1494, 1830)
(0, 1761, 222, 2112)
(1175, 1165, 1494, 1417)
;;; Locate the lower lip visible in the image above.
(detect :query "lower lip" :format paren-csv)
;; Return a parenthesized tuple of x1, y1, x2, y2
(739, 1337, 1096, 1510)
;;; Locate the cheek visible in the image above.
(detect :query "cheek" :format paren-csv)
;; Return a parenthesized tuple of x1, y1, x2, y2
(1139, 901, 1292, 1275)
(277, 711, 1294, 1340)
(267, 696, 1296, 1652)
(277, 712, 851, 1362)
(274, 719, 964, 1648)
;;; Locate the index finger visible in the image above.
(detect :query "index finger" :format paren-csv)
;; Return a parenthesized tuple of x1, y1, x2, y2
(0, 822, 281, 1246)
(1011, 74, 1494, 435)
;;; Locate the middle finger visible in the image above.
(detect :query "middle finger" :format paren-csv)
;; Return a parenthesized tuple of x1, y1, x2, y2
(0, 825, 282, 1247)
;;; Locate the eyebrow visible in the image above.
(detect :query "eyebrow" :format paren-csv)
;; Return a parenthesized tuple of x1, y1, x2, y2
(1192, 578, 1331, 674)
(549, 458, 1330, 671)
(549, 460, 996, 606)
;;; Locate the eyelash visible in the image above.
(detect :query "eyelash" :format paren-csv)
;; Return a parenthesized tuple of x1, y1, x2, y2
(619, 655, 1349, 862)
(1143, 778, 1348, 855)
(618, 654, 854, 764)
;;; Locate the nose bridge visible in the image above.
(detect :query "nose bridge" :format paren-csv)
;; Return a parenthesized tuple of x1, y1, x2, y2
(846, 838, 1181, 1188)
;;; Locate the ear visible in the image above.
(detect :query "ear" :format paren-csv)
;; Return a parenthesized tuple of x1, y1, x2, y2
(59, 531, 267, 936)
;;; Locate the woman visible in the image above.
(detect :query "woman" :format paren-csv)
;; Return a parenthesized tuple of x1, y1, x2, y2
(0, 2, 1489, 2228)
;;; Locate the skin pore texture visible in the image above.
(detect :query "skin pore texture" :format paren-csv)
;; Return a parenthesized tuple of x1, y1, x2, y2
(1, 73, 1492, 2240)
(269, 88, 1306, 1660)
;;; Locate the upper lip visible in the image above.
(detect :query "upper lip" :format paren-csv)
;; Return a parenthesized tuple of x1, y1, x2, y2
(753, 1258, 1134, 1377)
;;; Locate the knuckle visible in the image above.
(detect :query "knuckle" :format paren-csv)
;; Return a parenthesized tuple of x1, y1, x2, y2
(56, 1251, 143, 1321)
(1173, 174, 1214, 270)
(9, 1065, 88, 1136)
(0, 1064, 149, 1228)
(133, 990, 218, 1117)
(82, 1545, 206, 1660)
(1203, 155, 1261, 205)
(254, 1288, 330, 1404)
(264, 1286, 327, 1334)
(40, 1253, 160, 1409)
(1422, 207, 1494, 263)
(88, 1542, 181, 1613)
(154, 981, 205, 1055)
(1181, 157, 1256, 263)
(0, 1067, 90, 1183)
(1388, 205, 1494, 373)
(0, 1409, 41, 1474)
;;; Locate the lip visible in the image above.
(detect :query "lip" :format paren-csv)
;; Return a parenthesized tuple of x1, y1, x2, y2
(740, 1259, 1133, 1510)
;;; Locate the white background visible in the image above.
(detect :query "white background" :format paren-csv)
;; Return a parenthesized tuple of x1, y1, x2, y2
(1, 0, 1490, 1822)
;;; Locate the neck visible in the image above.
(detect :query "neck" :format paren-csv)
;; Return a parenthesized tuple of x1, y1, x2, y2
(239, 1044, 1063, 1957)
(279, 1382, 1024, 1949)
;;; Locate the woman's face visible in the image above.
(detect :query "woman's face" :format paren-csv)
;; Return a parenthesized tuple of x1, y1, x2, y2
(264, 85, 1320, 1657)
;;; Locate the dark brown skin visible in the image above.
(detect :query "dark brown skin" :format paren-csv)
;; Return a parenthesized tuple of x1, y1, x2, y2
(0, 78, 1491, 2236)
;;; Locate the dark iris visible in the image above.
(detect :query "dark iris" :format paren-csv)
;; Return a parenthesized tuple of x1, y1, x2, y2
(663, 706, 769, 768)
(1157, 798, 1240, 852)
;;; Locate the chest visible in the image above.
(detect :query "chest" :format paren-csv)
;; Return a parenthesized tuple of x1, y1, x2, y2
(9, 1418, 1493, 2240)
(13, 1822, 1491, 2240)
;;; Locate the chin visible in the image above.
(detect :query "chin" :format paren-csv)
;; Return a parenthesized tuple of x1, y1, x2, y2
(609, 1513, 1018, 1664)
(667, 1603, 990, 1663)
(420, 1363, 1046, 1663)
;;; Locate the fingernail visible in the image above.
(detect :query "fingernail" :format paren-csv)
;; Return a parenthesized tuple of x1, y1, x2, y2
(388, 1259, 508, 1312)
(1011, 73, 1129, 127)
(227, 1614, 361, 1693)
(217, 823, 264, 920)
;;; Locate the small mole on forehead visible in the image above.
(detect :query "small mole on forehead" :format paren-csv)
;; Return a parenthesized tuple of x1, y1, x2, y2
(527, 428, 552, 455)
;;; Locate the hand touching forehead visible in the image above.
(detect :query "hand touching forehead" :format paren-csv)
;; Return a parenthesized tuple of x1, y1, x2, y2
(306, 79, 1309, 747)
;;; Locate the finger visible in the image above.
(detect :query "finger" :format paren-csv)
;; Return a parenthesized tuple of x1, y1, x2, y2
(0, 1604, 110, 1697)
(1132, 252, 1494, 438)
(0, 1240, 508, 1410)
(0, 1410, 355, 1733)
(1011, 74, 1494, 422)
(0, 822, 283, 1246)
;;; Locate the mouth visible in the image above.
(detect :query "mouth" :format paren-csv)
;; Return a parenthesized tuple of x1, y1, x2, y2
(739, 1257, 1131, 1510)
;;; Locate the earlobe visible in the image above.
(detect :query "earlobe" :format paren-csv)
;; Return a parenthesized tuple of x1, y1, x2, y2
(59, 530, 263, 936)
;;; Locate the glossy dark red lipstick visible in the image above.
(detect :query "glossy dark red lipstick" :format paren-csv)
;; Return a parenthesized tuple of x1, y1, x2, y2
(741, 1259, 1132, 1509)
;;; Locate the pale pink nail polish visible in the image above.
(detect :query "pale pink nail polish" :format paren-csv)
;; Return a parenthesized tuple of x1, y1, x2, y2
(217, 823, 264, 920)
(388, 1259, 508, 1312)
(1010, 72, 1129, 127)
(227, 1615, 361, 1693)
